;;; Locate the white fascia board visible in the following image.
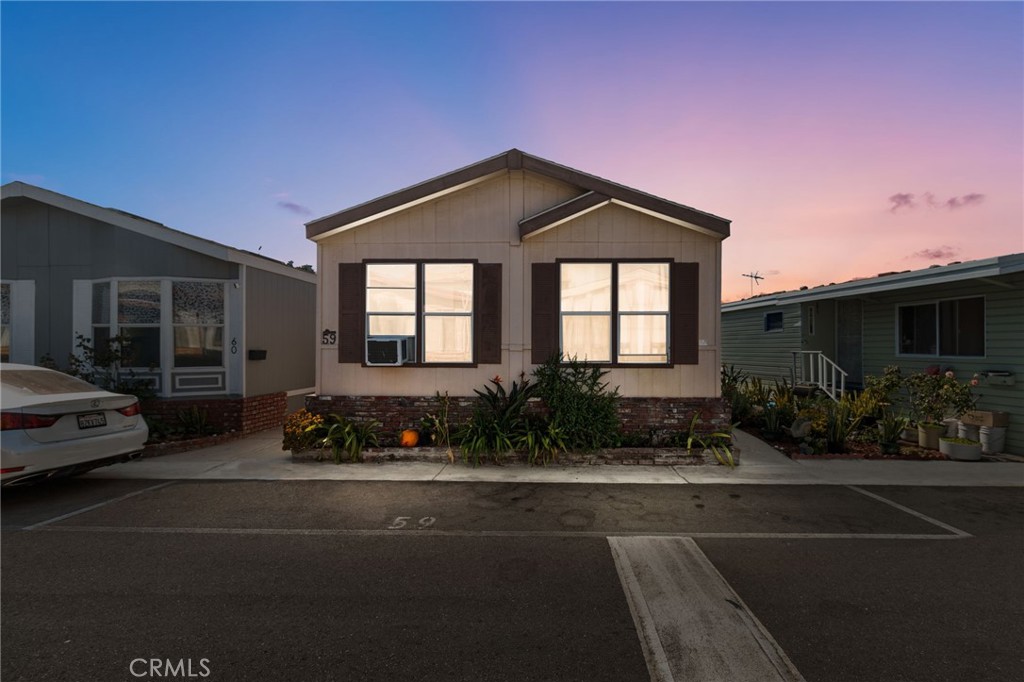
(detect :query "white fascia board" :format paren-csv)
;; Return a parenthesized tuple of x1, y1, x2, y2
(519, 196, 611, 240)
(721, 297, 784, 312)
(307, 170, 506, 243)
(776, 257, 1021, 305)
(226, 252, 317, 282)
(608, 199, 729, 240)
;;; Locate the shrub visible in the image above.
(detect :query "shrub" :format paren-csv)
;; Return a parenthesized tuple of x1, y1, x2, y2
(533, 354, 620, 451)
(823, 395, 862, 454)
(42, 333, 156, 399)
(906, 369, 976, 425)
(683, 413, 736, 467)
(282, 409, 327, 452)
(864, 365, 905, 413)
(457, 375, 536, 465)
(317, 415, 381, 463)
(177, 405, 216, 437)
(516, 417, 567, 466)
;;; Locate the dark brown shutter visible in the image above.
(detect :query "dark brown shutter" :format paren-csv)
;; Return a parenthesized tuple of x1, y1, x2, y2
(671, 262, 699, 365)
(531, 263, 559, 364)
(474, 263, 502, 364)
(338, 263, 365, 364)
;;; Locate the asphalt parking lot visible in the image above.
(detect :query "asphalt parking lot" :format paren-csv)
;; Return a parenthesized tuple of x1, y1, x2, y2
(2, 478, 1022, 682)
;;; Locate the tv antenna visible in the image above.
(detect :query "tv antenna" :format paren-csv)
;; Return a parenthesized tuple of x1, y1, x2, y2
(742, 271, 765, 296)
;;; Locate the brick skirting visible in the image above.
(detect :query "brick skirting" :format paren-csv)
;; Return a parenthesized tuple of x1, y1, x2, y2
(141, 392, 287, 435)
(305, 394, 730, 446)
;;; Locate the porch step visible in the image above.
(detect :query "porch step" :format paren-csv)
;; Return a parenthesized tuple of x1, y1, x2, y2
(794, 383, 818, 397)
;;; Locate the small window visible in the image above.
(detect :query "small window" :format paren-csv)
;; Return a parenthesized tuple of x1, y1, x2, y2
(764, 311, 784, 332)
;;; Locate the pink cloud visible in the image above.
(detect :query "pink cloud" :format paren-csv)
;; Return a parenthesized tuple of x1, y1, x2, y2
(909, 246, 959, 261)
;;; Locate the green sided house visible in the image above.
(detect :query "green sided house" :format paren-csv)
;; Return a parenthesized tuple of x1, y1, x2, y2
(1, 182, 317, 433)
(721, 253, 1024, 454)
(304, 149, 732, 439)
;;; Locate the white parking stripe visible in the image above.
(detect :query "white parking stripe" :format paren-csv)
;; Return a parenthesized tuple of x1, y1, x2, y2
(35, 525, 967, 540)
(22, 482, 177, 530)
(609, 536, 805, 682)
(846, 486, 973, 537)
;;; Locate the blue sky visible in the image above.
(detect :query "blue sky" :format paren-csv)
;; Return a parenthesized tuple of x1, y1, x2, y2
(3, 1, 1021, 301)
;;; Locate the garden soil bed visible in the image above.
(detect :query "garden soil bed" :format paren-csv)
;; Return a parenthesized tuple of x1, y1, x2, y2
(143, 432, 245, 457)
(742, 426, 949, 461)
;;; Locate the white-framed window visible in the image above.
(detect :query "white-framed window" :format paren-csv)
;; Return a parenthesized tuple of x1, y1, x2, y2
(365, 262, 475, 364)
(898, 296, 985, 357)
(172, 281, 225, 367)
(559, 261, 669, 365)
(116, 280, 162, 368)
(88, 279, 227, 369)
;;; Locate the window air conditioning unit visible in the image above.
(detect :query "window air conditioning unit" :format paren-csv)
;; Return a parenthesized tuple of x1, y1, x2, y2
(366, 336, 414, 366)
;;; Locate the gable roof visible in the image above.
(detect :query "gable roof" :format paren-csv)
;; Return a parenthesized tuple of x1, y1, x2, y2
(305, 148, 731, 241)
(1, 182, 316, 283)
(722, 253, 1024, 312)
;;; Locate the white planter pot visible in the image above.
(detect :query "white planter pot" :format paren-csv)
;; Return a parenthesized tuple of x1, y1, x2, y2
(939, 438, 983, 461)
(957, 422, 980, 441)
(980, 426, 1007, 454)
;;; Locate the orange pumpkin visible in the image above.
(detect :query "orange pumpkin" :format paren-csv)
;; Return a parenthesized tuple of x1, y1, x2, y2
(400, 429, 420, 447)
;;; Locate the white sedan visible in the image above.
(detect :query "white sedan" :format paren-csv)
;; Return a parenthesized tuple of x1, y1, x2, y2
(1, 363, 148, 485)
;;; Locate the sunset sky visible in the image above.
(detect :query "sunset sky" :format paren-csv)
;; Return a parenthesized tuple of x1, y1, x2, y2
(3, 1, 1021, 302)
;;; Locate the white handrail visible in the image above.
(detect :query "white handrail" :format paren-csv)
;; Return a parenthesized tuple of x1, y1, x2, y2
(791, 351, 847, 402)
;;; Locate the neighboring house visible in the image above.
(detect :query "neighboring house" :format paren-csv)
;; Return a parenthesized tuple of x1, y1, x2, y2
(304, 149, 732, 438)
(1, 182, 316, 433)
(721, 254, 1024, 454)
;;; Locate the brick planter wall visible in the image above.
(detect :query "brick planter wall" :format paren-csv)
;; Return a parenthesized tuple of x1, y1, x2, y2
(141, 392, 287, 435)
(305, 394, 730, 446)
(617, 397, 730, 444)
(305, 395, 478, 443)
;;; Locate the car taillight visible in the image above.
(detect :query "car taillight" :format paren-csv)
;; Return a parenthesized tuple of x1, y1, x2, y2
(0, 412, 60, 430)
(117, 402, 141, 417)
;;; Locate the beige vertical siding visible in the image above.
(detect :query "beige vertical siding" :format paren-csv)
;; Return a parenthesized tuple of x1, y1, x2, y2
(316, 171, 723, 399)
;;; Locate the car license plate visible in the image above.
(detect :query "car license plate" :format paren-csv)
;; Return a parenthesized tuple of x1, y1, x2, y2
(77, 412, 107, 429)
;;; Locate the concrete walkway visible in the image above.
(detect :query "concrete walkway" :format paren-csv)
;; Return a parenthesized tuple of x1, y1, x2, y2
(84, 428, 1024, 486)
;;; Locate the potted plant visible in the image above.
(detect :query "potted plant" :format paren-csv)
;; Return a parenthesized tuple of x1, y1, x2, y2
(939, 436, 983, 461)
(906, 369, 976, 450)
(877, 409, 909, 456)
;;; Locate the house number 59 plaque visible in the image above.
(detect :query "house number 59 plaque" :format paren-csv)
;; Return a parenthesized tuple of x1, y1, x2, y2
(321, 329, 337, 346)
